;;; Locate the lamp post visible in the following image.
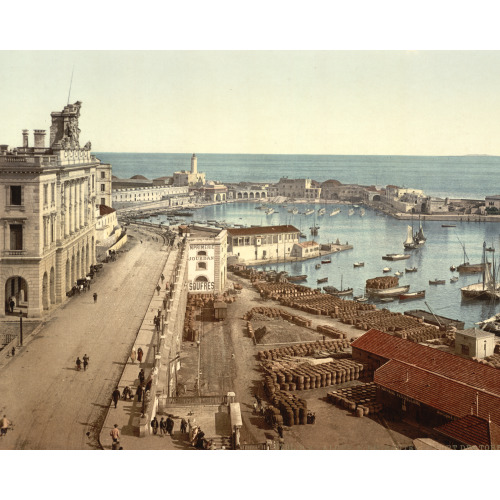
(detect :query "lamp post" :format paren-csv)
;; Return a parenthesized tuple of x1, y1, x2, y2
(19, 310, 23, 347)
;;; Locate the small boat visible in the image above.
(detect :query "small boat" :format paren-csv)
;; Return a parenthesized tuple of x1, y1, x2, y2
(486, 247, 495, 252)
(292, 208, 298, 215)
(287, 275, 307, 282)
(304, 209, 314, 216)
(318, 208, 326, 216)
(382, 253, 411, 261)
(315, 263, 321, 269)
(321, 259, 332, 264)
(354, 295, 369, 303)
(394, 271, 402, 277)
(300, 233, 307, 239)
(405, 267, 418, 273)
(366, 285, 410, 297)
(450, 265, 457, 271)
(317, 277, 328, 284)
(323, 276, 353, 296)
(265, 208, 275, 215)
(429, 279, 446, 285)
(382, 267, 392, 273)
(380, 297, 395, 303)
(399, 290, 426, 301)
(353, 205, 360, 208)
(348, 209, 355, 216)
(329, 209, 341, 216)
(442, 224, 456, 227)
(353, 262, 365, 268)
(403, 221, 426, 250)
(450, 276, 459, 283)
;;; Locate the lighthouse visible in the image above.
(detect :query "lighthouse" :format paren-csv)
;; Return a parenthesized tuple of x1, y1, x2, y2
(191, 153, 197, 175)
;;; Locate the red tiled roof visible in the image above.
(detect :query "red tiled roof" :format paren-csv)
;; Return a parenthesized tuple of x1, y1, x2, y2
(352, 329, 500, 396)
(374, 360, 500, 425)
(99, 205, 116, 216)
(435, 415, 500, 448)
(227, 225, 299, 236)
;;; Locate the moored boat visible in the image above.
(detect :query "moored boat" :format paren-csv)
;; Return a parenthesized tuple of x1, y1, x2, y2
(399, 290, 425, 301)
(348, 208, 355, 216)
(405, 267, 418, 273)
(329, 209, 341, 216)
(321, 258, 332, 264)
(442, 224, 456, 227)
(315, 263, 321, 269)
(318, 208, 326, 216)
(367, 285, 410, 297)
(382, 267, 392, 273)
(450, 276, 458, 283)
(460, 243, 500, 300)
(304, 209, 314, 216)
(403, 220, 426, 250)
(287, 275, 307, 282)
(317, 277, 328, 284)
(382, 253, 411, 261)
(429, 279, 446, 285)
(353, 262, 365, 268)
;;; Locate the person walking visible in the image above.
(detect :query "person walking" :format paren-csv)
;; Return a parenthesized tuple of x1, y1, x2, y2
(112, 387, 121, 408)
(156, 284, 161, 295)
(160, 273, 165, 283)
(138, 369, 145, 385)
(93, 292, 97, 303)
(151, 416, 159, 435)
(137, 347, 143, 363)
(166, 415, 174, 436)
(160, 417, 167, 436)
(83, 354, 89, 371)
(76, 357, 82, 371)
(1, 415, 12, 437)
(136, 384, 144, 403)
(130, 348, 137, 364)
(110, 424, 120, 449)
(9, 299, 15, 313)
(180, 418, 187, 434)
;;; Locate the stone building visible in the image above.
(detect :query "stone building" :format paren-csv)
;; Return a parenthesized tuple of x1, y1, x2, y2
(274, 178, 321, 200)
(0, 101, 105, 318)
(227, 225, 300, 263)
(454, 328, 496, 359)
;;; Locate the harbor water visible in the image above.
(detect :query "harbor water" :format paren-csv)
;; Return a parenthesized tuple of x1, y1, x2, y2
(148, 202, 500, 329)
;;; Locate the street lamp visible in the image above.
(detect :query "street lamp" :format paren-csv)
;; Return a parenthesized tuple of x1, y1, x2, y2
(19, 310, 23, 347)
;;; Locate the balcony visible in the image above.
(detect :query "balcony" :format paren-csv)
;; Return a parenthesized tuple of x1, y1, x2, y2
(3, 250, 27, 257)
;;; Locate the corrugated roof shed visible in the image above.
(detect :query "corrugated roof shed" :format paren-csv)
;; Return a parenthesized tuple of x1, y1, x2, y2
(435, 414, 500, 448)
(352, 329, 500, 396)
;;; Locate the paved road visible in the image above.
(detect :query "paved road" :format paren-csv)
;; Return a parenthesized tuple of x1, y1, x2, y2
(0, 229, 167, 450)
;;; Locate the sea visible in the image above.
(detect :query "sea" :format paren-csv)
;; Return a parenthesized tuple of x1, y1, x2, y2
(96, 152, 500, 329)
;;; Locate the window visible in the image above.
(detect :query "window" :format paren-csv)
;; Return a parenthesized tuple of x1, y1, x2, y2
(195, 275, 208, 282)
(197, 262, 207, 270)
(10, 224, 23, 250)
(461, 344, 470, 356)
(101, 184, 105, 192)
(197, 250, 207, 256)
(43, 184, 48, 204)
(101, 171, 106, 179)
(10, 186, 22, 205)
(101, 198, 106, 205)
(51, 183, 55, 203)
(92, 175, 95, 190)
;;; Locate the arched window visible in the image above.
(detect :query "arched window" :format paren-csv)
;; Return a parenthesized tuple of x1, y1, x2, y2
(197, 262, 207, 270)
(195, 275, 208, 282)
(197, 250, 207, 256)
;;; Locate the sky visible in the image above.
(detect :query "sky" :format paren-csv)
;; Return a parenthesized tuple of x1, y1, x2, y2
(3, 50, 500, 156)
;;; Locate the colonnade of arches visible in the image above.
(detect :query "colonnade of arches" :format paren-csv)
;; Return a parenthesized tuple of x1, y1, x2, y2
(235, 191, 267, 199)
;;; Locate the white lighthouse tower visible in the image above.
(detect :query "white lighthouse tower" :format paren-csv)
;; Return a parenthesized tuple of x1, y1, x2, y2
(191, 153, 197, 175)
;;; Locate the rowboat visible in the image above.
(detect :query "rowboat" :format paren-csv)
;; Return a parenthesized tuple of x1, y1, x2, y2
(429, 279, 446, 285)
(315, 263, 321, 269)
(450, 276, 458, 283)
(382, 253, 411, 261)
(353, 262, 365, 268)
(317, 277, 328, 284)
(366, 285, 410, 297)
(321, 259, 332, 264)
(399, 290, 425, 301)
(405, 267, 418, 273)
(287, 275, 307, 282)
(382, 267, 392, 273)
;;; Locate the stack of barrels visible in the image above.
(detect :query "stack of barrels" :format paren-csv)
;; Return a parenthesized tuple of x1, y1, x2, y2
(279, 294, 376, 317)
(365, 276, 399, 290)
(255, 281, 319, 300)
(317, 324, 347, 339)
(258, 339, 349, 361)
(269, 391, 308, 426)
(183, 303, 198, 342)
(327, 382, 383, 417)
(244, 306, 312, 327)
(263, 358, 365, 392)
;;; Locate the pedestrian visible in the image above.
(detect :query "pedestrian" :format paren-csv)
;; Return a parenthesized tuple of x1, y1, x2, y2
(93, 292, 97, 303)
(76, 357, 82, 371)
(1, 415, 12, 437)
(112, 387, 121, 408)
(151, 416, 159, 435)
(166, 415, 174, 436)
(11, 347, 15, 357)
(138, 369, 145, 385)
(195, 428, 205, 449)
(156, 284, 161, 295)
(161, 273, 165, 283)
(160, 417, 167, 435)
(136, 383, 144, 403)
(122, 386, 132, 400)
(140, 240, 143, 244)
(277, 423, 284, 439)
(83, 354, 89, 371)
(130, 348, 136, 364)
(110, 424, 120, 448)
(180, 418, 187, 433)
(165, 282, 170, 291)
(9, 299, 15, 313)
(137, 347, 143, 363)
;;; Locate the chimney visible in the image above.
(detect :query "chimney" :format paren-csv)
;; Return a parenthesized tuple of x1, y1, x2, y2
(22, 129, 29, 148)
(34, 130, 46, 148)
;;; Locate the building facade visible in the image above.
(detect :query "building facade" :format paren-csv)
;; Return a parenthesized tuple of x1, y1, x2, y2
(0, 101, 104, 317)
(227, 225, 300, 263)
(112, 185, 190, 208)
(275, 178, 321, 200)
(173, 153, 206, 187)
(186, 225, 227, 294)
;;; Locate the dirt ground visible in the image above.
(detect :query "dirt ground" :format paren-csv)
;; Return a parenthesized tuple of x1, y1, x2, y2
(184, 272, 439, 450)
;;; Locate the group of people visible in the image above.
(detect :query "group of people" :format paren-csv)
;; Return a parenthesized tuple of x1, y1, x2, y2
(75, 354, 90, 371)
(150, 415, 175, 436)
(130, 347, 144, 364)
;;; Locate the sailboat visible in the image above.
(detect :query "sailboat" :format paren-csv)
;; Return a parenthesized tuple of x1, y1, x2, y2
(403, 219, 426, 250)
(323, 275, 353, 296)
(461, 243, 500, 300)
(456, 239, 490, 273)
